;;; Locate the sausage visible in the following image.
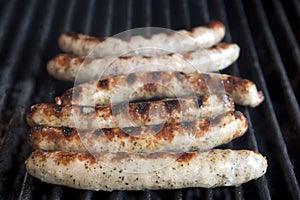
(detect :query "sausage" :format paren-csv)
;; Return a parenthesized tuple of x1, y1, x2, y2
(25, 149, 267, 191)
(58, 20, 225, 57)
(27, 94, 234, 129)
(47, 43, 240, 82)
(59, 71, 264, 107)
(28, 111, 247, 153)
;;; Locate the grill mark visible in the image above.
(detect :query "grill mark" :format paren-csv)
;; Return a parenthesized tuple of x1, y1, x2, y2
(111, 103, 126, 115)
(155, 123, 178, 142)
(180, 121, 193, 129)
(209, 114, 223, 125)
(62, 126, 73, 137)
(165, 100, 180, 113)
(101, 128, 115, 140)
(175, 71, 186, 81)
(94, 129, 103, 136)
(122, 126, 143, 136)
(126, 73, 136, 84)
(150, 124, 162, 133)
(135, 103, 149, 115)
(98, 79, 109, 89)
(196, 96, 204, 107)
(151, 72, 161, 81)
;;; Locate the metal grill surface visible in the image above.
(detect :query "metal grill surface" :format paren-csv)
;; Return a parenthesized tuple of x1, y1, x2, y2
(0, 0, 299, 199)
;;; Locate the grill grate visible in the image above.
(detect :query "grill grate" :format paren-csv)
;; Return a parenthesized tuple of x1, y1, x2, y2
(0, 0, 299, 199)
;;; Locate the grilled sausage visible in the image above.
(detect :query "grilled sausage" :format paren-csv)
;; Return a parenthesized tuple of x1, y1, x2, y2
(25, 149, 267, 191)
(27, 94, 234, 129)
(59, 71, 264, 107)
(58, 20, 225, 57)
(47, 43, 239, 82)
(28, 111, 247, 153)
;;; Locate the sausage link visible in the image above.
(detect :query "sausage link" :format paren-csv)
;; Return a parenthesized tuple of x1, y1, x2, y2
(25, 149, 267, 191)
(28, 111, 247, 153)
(59, 71, 264, 107)
(58, 20, 225, 57)
(27, 94, 234, 129)
(47, 43, 239, 82)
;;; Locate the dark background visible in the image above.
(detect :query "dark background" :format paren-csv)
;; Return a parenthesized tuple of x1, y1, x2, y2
(0, 0, 299, 199)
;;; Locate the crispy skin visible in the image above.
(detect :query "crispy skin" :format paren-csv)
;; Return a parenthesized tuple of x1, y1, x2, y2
(25, 149, 267, 191)
(47, 43, 239, 82)
(59, 71, 264, 107)
(28, 111, 248, 153)
(58, 20, 225, 57)
(27, 94, 234, 129)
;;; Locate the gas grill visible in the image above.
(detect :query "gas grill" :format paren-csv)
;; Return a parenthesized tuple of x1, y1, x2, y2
(0, 0, 299, 199)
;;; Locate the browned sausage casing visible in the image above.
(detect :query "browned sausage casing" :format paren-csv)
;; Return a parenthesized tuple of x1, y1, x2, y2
(27, 94, 234, 129)
(28, 111, 248, 153)
(58, 71, 264, 107)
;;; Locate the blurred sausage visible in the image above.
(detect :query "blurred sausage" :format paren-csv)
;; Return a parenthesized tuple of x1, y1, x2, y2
(58, 20, 225, 57)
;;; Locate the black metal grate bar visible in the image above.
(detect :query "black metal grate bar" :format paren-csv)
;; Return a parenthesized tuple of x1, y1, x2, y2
(261, 0, 300, 109)
(83, 0, 96, 35)
(0, 0, 19, 54)
(250, 0, 300, 128)
(15, 0, 57, 199)
(10, 0, 59, 199)
(280, 0, 300, 45)
(181, 0, 191, 29)
(198, 0, 210, 24)
(245, 0, 300, 186)
(267, 0, 300, 71)
(61, 0, 77, 32)
(228, 0, 300, 199)
(210, 0, 272, 199)
(126, 0, 133, 30)
(189, 2, 212, 199)
(162, 0, 171, 28)
(209, 1, 254, 199)
(104, 0, 114, 37)
(144, 0, 152, 27)
(0, 0, 39, 117)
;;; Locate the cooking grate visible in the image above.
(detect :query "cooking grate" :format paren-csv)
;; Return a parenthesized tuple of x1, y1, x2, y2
(0, 0, 299, 199)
